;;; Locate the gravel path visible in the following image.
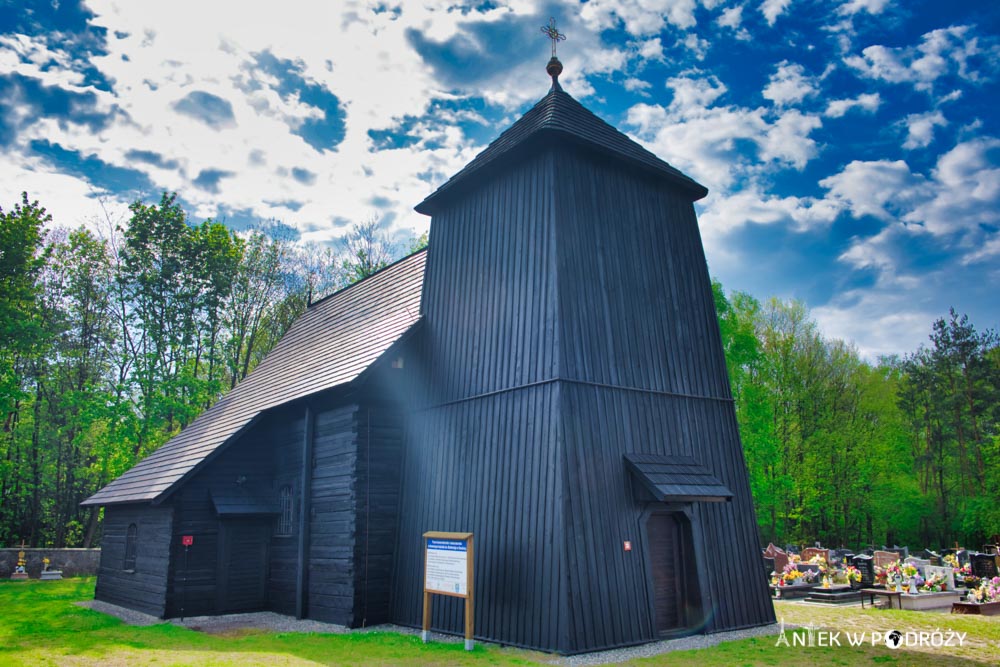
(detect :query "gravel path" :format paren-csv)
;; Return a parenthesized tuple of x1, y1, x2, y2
(80, 599, 780, 664)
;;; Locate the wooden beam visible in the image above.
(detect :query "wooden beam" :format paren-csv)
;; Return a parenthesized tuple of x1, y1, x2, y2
(296, 404, 314, 619)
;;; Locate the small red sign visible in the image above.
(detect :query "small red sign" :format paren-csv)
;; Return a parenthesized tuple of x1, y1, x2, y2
(182, 535, 194, 547)
(623, 540, 632, 552)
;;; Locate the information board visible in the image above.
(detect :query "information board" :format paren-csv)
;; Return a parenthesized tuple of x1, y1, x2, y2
(422, 531, 475, 650)
(425, 539, 468, 596)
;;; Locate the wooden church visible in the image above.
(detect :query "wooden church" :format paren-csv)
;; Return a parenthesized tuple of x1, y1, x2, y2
(83, 50, 775, 654)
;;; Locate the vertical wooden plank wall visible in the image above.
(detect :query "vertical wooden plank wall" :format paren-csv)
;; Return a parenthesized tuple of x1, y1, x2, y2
(553, 149, 774, 650)
(393, 149, 569, 651)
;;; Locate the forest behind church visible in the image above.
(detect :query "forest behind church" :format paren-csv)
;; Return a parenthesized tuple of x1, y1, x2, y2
(1, 191, 998, 551)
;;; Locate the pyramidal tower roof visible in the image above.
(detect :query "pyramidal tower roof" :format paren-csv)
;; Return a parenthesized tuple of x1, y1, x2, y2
(416, 56, 708, 215)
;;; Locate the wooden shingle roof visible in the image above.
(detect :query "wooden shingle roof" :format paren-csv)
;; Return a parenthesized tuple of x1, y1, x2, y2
(624, 453, 733, 503)
(415, 87, 708, 215)
(82, 249, 427, 507)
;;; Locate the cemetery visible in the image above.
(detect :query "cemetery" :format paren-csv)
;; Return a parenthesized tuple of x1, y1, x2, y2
(763, 540, 1000, 615)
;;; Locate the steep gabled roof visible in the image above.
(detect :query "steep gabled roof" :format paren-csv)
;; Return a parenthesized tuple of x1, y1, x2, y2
(415, 87, 708, 215)
(83, 249, 427, 507)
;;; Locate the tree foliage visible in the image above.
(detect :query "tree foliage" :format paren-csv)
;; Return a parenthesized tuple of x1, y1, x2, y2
(0, 192, 407, 547)
(713, 281, 999, 550)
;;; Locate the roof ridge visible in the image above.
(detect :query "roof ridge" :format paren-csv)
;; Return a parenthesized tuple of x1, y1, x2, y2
(415, 87, 706, 215)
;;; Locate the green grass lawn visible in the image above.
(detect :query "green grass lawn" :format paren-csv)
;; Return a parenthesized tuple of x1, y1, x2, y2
(1, 579, 997, 666)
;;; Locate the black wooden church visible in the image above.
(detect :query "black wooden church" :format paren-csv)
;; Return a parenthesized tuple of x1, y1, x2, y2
(84, 52, 774, 653)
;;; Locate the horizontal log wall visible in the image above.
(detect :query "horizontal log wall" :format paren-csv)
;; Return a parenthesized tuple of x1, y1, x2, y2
(306, 403, 359, 625)
(95, 504, 173, 617)
(165, 413, 284, 617)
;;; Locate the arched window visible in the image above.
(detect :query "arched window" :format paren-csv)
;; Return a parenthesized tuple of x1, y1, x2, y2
(124, 523, 138, 570)
(277, 485, 294, 536)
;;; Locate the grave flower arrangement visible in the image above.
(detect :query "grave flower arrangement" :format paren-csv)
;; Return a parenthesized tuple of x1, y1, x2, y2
(781, 563, 804, 584)
(943, 553, 960, 570)
(920, 572, 947, 592)
(968, 576, 1000, 604)
(843, 566, 862, 584)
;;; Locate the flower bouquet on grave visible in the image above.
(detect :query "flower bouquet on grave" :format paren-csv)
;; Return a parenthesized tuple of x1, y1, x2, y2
(920, 572, 946, 592)
(781, 563, 804, 585)
(968, 577, 1000, 604)
(944, 553, 960, 571)
(884, 561, 905, 591)
(842, 565, 863, 589)
(875, 565, 888, 587)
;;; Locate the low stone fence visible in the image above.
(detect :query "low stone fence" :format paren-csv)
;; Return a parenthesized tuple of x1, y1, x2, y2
(0, 548, 101, 578)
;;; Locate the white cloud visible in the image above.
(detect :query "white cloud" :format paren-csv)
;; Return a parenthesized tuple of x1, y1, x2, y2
(824, 92, 881, 117)
(820, 138, 1000, 265)
(812, 288, 939, 361)
(718, 5, 743, 29)
(682, 33, 710, 60)
(762, 61, 818, 106)
(901, 110, 947, 149)
(819, 159, 925, 222)
(635, 37, 665, 62)
(624, 77, 652, 93)
(760, 0, 793, 26)
(837, 0, 890, 16)
(580, 0, 699, 34)
(626, 73, 823, 190)
(844, 25, 987, 92)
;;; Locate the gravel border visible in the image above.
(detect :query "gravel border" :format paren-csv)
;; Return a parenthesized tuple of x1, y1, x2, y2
(80, 600, 779, 665)
(75, 600, 163, 626)
(554, 624, 781, 666)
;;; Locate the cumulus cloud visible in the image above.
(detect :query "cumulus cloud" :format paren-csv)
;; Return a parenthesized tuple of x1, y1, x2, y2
(837, 0, 890, 16)
(580, 0, 699, 34)
(821, 138, 1000, 262)
(901, 110, 947, 149)
(718, 5, 743, 29)
(762, 61, 818, 106)
(626, 72, 823, 189)
(824, 92, 880, 117)
(844, 25, 991, 92)
(761, 0, 794, 26)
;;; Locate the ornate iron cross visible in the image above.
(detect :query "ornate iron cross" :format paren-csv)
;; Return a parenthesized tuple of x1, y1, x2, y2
(540, 17, 566, 57)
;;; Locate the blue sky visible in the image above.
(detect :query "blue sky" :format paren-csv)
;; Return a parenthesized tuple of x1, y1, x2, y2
(1, 0, 997, 358)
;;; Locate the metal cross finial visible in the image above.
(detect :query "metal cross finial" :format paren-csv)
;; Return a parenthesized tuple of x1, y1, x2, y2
(541, 17, 566, 57)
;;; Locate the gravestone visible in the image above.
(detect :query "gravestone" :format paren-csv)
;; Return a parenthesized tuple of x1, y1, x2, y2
(852, 554, 875, 587)
(923, 564, 955, 590)
(9, 544, 28, 580)
(971, 552, 999, 579)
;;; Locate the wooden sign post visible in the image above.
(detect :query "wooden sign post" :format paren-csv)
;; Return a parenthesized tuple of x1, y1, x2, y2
(422, 531, 474, 651)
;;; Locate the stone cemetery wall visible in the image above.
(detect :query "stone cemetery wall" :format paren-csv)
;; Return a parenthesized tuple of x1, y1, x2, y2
(0, 548, 101, 578)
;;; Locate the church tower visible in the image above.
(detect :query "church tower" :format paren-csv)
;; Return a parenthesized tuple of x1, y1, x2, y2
(392, 41, 774, 653)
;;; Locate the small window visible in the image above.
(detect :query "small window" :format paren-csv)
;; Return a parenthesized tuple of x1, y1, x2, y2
(277, 485, 294, 536)
(124, 523, 138, 570)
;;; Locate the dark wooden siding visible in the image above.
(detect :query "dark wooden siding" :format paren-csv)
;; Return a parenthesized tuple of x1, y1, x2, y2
(417, 148, 559, 405)
(353, 401, 404, 626)
(95, 503, 173, 617)
(398, 141, 771, 652)
(393, 383, 565, 651)
(552, 149, 772, 649)
(396, 150, 567, 650)
(164, 412, 289, 617)
(267, 406, 306, 615)
(306, 403, 359, 625)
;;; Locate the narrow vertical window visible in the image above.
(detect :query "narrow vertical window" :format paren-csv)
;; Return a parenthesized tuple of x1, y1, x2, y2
(277, 485, 293, 536)
(124, 523, 138, 570)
